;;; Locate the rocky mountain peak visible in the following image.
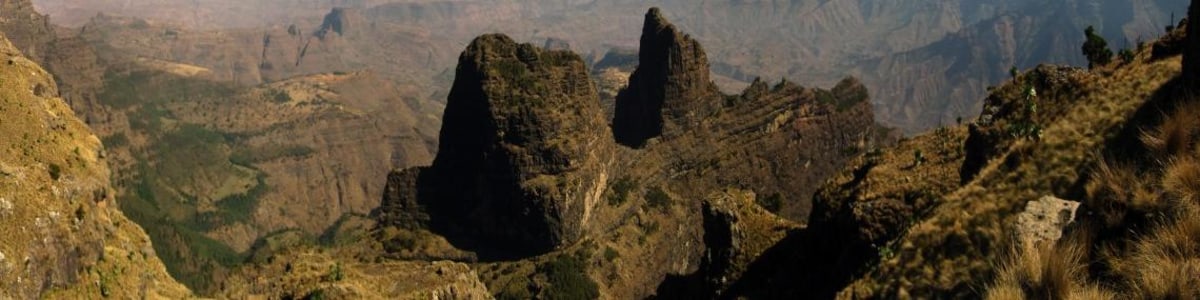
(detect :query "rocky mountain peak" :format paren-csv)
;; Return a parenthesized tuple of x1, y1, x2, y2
(382, 33, 614, 259)
(613, 7, 720, 147)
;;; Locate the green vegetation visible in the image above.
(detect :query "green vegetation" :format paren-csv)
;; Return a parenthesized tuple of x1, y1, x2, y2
(817, 89, 863, 112)
(1005, 83, 1043, 140)
(302, 288, 326, 300)
(101, 133, 129, 148)
(99, 274, 111, 297)
(497, 278, 534, 300)
(268, 89, 292, 103)
(603, 247, 620, 262)
(757, 193, 783, 214)
(229, 145, 315, 166)
(48, 163, 62, 180)
(912, 149, 925, 167)
(1118, 49, 1135, 64)
(645, 186, 672, 211)
(326, 263, 345, 282)
(607, 176, 637, 206)
(1081, 26, 1112, 69)
(99, 69, 236, 109)
(206, 174, 268, 227)
(540, 254, 600, 300)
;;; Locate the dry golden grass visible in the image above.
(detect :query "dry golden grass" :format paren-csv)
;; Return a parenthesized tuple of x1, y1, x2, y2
(1119, 208, 1200, 299)
(1084, 160, 1166, 228)
(1163, 156, 1200, 210)
(1140, 97, 1200, 161)
(987, 237, 1115, 300)
(991, 84, 1200, 300)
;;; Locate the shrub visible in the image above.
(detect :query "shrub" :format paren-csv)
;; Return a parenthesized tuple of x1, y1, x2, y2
(326, 262, 344, 282)
(645, 186, 672, 210)
(303, 288, 326, 300)
(757, 193, 783, 214)
(1118, 49, 1135, 64)
(1081, 26, 1113, 69)
(48, 163, 62, 180)
(603, 247, 620, 262)
(102, 133, 130, 148)
(540, 254, 599, 300)
(269, 89, 292, 103)
(607, 176, 637, 206)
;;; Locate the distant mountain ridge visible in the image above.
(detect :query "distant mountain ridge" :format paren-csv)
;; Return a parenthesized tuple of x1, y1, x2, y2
(30, 0, 1189, 133)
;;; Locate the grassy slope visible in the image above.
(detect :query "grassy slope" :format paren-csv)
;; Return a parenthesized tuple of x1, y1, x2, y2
(833, 34, 1182, 297)
(0, 34, 189, 298)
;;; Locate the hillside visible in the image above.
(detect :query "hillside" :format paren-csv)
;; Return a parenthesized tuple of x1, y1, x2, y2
(699, 9, 1200, 299)
(861, 0, 1188, 131)
(0, 32, 189, 299)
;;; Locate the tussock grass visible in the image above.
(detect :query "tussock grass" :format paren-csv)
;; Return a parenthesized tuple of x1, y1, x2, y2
(988, 239, 1115, 300)
(991, 89, 1200, 299)
(1084, 160, 1165, 228)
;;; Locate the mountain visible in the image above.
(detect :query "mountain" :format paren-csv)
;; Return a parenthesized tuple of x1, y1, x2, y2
(11, 0, 1200, 298)
(0, 6, 444, 292)
(861, 0, 1189, 131)
(30, 0, 1189, 134)
(0, 31, 189, 299)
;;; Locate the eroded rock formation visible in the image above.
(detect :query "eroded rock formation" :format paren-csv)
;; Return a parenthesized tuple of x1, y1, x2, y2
(382, 34, 614, 258)
(612, 7, 721, 148)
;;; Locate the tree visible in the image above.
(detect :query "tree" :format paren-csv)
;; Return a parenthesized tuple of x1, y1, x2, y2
(1081, 26, 1113, 69)
(1119, 49, 1135, 64)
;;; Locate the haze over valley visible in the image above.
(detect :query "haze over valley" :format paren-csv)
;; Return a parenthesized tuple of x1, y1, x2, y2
(3, 0, 1200, 298)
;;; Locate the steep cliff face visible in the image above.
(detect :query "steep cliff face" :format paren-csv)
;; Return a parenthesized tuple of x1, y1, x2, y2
(0, 33, 189, 299)
(612, 8, 720, 148)
(387, 34, 614, 258)
(0, 0, 54, 62)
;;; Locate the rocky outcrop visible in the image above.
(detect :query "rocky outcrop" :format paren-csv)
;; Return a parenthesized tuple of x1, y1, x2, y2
(376, 167, 430, 231)
(0, 33, 189, 298)
(698, 189, 797, 296)
(612, 7, 720, 147)
(1015, 196, 1080, 246)
(383, 34, 614, 259)
(317, 8, 365, 38)
(0, 0, 54, 62)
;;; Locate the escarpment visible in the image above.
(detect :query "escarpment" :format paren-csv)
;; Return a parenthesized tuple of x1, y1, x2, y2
(0, 0, 54, 62)
(317, 7, 365, 38)
(0, 32, 189, 298)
